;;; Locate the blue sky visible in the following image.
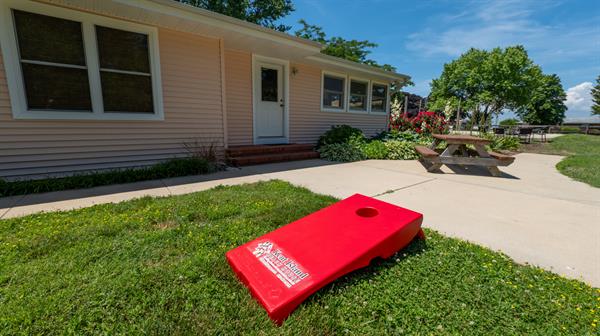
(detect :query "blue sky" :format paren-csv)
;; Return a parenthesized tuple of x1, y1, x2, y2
(281, 0, 600, 118)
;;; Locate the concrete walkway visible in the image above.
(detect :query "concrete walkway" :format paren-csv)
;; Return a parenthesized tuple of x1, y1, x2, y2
(1, 154, 599, 287)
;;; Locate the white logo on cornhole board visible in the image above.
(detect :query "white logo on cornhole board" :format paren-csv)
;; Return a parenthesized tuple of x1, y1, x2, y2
(252, 240, 309, 288)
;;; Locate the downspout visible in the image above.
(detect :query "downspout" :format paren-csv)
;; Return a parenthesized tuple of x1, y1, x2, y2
(219, 38, 228, 149)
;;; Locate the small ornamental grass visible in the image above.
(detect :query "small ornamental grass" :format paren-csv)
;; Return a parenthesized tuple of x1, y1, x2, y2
(0, 181, 597, 334)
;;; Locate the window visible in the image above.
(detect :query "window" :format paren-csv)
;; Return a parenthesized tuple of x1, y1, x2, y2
(322, 74, 345, 109)
(371, 83, 388, 113)
(96, 26, 153, 113)
(0, 2, 162, 120)
(13, 10, 92, 111)
(349, 79, 368, 111)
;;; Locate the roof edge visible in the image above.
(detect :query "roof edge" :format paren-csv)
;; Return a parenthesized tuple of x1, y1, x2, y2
(307, 53, 409, 81)
(144, 0, 322, 50)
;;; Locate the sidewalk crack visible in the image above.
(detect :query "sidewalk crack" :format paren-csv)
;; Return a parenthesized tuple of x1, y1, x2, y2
(0, 194, 26, 220)
(371, 178, 436, 197)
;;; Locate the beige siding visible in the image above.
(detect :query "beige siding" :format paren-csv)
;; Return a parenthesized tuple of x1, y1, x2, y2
(223, 60, 389, 147)
(0, 28, 223, 179)
(225, 49, 253, 146)
(289, 63, 388, 144)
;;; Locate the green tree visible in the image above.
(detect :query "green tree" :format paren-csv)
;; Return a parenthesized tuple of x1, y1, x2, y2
(294, 20, 411, 96)
(592, 75, 600, 115)
(178, 0, 294, 32)
(516, 74, 566, 124)
(428, 46, 544, 128)
(294, 20, 395, 72)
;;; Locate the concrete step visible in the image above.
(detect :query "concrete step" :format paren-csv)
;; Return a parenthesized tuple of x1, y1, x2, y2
(226, 144, 315, 157)
(228, 151, 320, 166)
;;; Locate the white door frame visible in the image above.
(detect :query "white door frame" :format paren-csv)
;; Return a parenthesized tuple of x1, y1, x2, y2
(252, 54, 290, 144)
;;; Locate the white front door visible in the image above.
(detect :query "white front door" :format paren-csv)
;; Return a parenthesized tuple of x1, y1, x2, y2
(254, 61, 286, 144)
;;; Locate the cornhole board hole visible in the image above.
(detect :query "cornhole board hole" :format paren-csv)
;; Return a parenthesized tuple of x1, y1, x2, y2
(226, 193, 424, 324)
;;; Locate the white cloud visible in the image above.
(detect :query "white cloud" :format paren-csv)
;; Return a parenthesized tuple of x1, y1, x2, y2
(406, 0, 599, 61)
(565, 82, 593, 117)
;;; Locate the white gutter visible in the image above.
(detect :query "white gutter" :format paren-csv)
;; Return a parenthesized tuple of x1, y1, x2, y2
(306, 54, 410, 81)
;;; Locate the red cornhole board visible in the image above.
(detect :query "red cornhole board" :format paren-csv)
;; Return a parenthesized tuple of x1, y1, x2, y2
(226, 193, 424, 324)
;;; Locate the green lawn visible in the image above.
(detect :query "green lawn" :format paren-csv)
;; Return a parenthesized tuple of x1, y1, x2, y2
(551, 135, 600, 188)
(1, 181, 598, 334)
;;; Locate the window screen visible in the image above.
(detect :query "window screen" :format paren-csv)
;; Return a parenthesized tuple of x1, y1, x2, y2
(349, 80, 367, 111)
(13, 10, 91, 111)
(371, 84, 388, 112)
(96, 26, 153, 113)
(323, 75, 345, 109)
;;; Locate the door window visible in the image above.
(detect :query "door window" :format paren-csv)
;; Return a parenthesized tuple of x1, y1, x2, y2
(261, 67, 278, 102)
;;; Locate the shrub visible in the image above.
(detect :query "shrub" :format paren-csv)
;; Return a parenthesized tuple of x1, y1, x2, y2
(389, 111, 448, 136)
(411, 111, 448, 135)
(317, 125, 364, 148)
(560, 126, 581, 134)
(0, 157, 217, 197)
(587, 128, 600, 135)
(318, 143, 366, 162)
(360, 140, 389, 159)
(381, 129, 425, 142)
(499, 118, 520, 126)
(384, 140, 421, 160)
(491, 136, 520, 151)
(479, 133, 520, 151)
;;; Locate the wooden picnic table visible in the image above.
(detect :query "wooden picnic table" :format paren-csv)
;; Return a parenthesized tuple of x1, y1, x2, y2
(414, 134, 514, 177)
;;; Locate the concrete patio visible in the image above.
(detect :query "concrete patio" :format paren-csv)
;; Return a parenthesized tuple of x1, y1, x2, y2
(1, 153, 599, 287)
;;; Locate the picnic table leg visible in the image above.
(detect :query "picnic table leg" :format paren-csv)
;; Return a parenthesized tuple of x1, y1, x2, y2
(428, 138, 441, 150)
(474, 144, 503, 177)
(425, 161, 442, 172)
(488, 166, 502, 177)
(473, 144, 491, 158)
(426, 144, 459, 172)
(441, 144, 460, 157)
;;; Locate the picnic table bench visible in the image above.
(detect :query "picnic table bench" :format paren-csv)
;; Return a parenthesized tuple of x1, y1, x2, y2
(415, 134, 515, 177)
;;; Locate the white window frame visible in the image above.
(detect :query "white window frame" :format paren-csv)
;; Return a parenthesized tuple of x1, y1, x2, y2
(347, 77, 370, 114)
(0, 0, 164, 120)
(321, 71, 347, 113)
(369, 81, 390, 115)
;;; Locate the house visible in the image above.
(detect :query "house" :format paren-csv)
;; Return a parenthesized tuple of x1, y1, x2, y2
(0, 0, 409, 179)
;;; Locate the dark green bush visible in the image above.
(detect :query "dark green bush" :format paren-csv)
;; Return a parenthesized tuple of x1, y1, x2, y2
(0, 157, 217, 197)
(317, 125, 364, 148)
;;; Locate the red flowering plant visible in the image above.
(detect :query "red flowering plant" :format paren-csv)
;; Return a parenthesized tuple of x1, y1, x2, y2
(389, 113, 413, 132)
(390, 111, 448, 136)
(411, 111, 448, 135)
